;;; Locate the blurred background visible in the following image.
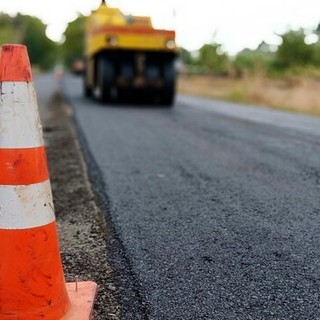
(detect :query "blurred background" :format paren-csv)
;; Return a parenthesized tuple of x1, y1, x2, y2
(1, 0, 320, 113)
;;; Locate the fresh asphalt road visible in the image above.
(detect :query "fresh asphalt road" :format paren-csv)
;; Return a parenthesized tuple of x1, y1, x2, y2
(63, 75, 320, 320)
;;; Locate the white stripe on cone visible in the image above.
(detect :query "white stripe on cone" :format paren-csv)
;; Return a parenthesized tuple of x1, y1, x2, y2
(0, 180, 55, 229)
(0, 82, 44, 148)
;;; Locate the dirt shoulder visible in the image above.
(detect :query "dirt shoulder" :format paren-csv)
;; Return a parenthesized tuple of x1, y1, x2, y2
(41, 91, 121, 319)
(178, 74, 320, 117)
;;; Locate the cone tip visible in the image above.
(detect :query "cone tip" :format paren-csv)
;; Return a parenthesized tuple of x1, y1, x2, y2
(0, 44, 33, 82)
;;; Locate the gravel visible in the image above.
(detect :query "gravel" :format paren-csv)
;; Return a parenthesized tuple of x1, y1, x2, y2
(40, 90, 121, 319)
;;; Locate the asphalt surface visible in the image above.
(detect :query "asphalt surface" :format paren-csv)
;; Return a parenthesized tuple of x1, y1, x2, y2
(63, 74, 320, 320)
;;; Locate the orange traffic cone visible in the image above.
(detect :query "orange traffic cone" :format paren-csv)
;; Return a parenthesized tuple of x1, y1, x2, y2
(0, 44, 98, 320)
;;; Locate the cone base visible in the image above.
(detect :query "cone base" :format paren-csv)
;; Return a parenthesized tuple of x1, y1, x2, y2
(62, 281, 98, 320)
(0, 222, 71, 320)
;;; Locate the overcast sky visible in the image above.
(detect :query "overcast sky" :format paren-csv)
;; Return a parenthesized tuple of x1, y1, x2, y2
(0, 0, 320, 54)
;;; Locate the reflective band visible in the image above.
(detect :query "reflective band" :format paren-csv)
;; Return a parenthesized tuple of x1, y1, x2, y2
(0, 146, 49, 185)
(0, 180, 55, 229)
(0, 82, 44, 148)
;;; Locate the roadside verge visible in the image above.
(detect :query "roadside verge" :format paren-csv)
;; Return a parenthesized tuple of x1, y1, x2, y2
(41, 91, 121, 320)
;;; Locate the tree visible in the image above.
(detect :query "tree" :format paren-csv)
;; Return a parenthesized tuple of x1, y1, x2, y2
(0, 13, 32, 44)
(197, 42, 229, 75)
(61, 15, 85, 68)
(179, 47, 193, 65)
(21, 15, 58, 69)
(0, 13, 58, 69)
(310, 24, 320, 67)
(274, 29, 315, 70)
(233, 42, 274, 77)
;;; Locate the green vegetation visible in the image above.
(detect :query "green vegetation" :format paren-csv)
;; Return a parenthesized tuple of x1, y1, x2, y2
(197, 43, 229, 75)
(61, 16, 85, 68)
(180, 24, 320, 78)
(0, 13, 58, 70)
(0, 13, 86, 71)
(1, 11, 320, 77)
(233, 42, 275, 77)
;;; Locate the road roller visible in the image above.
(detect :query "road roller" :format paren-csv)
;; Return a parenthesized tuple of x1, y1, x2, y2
(84, 0, 178, 106)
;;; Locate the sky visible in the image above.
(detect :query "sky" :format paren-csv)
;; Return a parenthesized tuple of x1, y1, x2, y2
(0, 0, 320, 54)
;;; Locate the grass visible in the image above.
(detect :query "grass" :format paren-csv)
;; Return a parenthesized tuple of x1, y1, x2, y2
(177, 74, 320, 117)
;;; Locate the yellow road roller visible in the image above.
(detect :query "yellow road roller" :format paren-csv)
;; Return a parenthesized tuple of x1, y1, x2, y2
(84, 0, 178, 106)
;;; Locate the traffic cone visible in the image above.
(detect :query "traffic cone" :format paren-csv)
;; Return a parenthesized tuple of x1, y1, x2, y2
(0, 44, 98, 320)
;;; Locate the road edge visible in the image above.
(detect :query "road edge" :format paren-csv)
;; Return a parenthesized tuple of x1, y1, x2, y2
(42, 90, 121, 319)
